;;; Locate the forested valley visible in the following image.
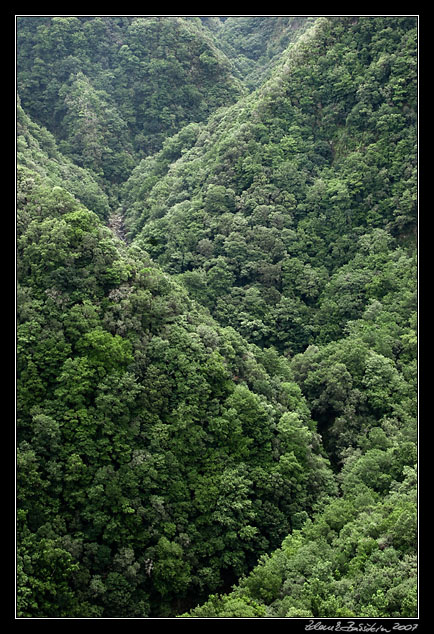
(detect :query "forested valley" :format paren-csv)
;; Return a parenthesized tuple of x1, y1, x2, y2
(16, 16, 418, 619)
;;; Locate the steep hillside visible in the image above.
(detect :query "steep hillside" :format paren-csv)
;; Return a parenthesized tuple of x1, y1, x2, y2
(17, 96, 111, 218)
(17, 104, 336, 617)
(211, 16, 318, 88)
(17, 16, 244, 188)
(183, 463, 417, 617)
(122, 16, 417, 355)
(16, 15, 417, 620)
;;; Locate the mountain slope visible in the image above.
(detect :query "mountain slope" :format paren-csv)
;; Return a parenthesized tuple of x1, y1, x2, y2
(16, 15, 418, 620)
(17, 16, 244, 188)
(17, 105, 336, 617)
(122, 16, 417, 355)
(17, 96, 111, 218)
(210, 15, 318, 89)
(182, 464, 417, 617)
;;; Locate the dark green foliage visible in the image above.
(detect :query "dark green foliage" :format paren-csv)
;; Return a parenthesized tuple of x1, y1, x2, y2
(17, 15, 417, 619)
(17, 163, 335, 617)
(17, 98, 111, 218)
(184, 466, 417, 618)
(122, 16, 417, 356)
(17, 15, 243, 189)
(213, 16, 317, 90)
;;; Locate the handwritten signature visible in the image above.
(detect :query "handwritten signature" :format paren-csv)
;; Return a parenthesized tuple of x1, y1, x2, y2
(304, 622, 418, 633)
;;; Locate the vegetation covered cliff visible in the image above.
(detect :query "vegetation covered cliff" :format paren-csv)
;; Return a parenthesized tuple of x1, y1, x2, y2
(16, 15, 417, 619)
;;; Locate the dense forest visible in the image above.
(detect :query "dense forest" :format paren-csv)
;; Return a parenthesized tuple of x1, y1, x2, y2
(16, 16, 417, 619)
